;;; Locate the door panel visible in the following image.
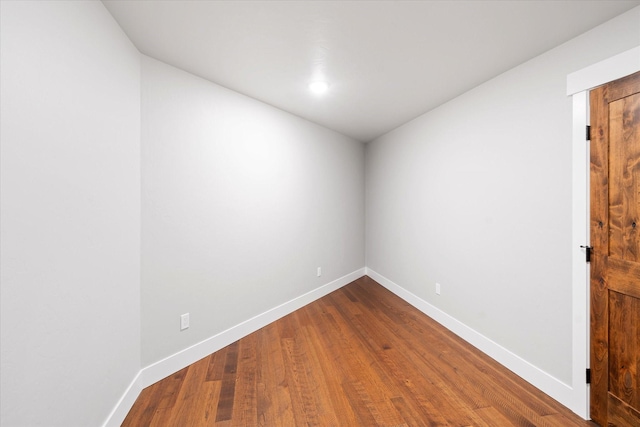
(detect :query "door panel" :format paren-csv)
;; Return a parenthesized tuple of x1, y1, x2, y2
(590, 70, 640, 427)
(608, 291, 639, 408)
(608, 92, 640, 263)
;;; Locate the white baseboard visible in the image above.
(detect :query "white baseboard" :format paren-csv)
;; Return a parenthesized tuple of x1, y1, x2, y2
(102, 371, 144, 427)
(365, 268, 581, 417)
(102, 267, 366, 427)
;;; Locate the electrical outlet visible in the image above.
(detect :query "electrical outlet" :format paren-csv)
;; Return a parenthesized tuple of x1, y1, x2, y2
(317, 267, 322, 277)
(180, 313, 190, 331)
(436, 283, 441, 295)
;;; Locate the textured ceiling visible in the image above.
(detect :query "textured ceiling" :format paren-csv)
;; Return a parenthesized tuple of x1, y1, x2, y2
(103, 0, 640, 142)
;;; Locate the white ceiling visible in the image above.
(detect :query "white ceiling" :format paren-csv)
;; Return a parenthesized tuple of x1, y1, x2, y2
(103, 0, 640, 142)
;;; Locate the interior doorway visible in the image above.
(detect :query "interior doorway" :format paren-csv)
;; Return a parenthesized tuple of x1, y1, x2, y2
(569, 46, 640, 421)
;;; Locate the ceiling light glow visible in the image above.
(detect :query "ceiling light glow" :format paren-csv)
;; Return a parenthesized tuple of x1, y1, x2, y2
(309, 81, 329, 95)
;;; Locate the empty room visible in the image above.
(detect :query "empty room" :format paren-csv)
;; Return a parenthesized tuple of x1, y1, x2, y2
(2, 1, 640, 426)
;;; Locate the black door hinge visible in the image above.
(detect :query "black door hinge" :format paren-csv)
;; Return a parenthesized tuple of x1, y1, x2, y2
(586, 368, 591, 384)
(586, 125, 591, 141)
(580, 245, 592, 263)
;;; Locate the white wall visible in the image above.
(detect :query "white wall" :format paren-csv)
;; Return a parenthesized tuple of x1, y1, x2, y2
(366, 5, 640, 388)
(141, 56, 365, 366)
(0, 2, 141, 426)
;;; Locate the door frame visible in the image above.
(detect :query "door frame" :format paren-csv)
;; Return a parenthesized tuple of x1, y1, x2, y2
(568, 45, 640, 420)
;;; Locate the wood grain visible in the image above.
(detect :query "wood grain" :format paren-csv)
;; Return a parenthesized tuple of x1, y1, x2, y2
(607, 257, 640, 300)
(122, 276, 597, 427)
(608, 92, 640, 263)
(590, 81, 610, 425)
(590, 70, 640, 427)
(608, 393, 640, 427)
(608, 291, 639, 411)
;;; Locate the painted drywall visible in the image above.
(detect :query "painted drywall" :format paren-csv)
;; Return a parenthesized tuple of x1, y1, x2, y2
(0, 1, 141, 426)
(141, 56, 365, 366)
(365, 6, 640, 385)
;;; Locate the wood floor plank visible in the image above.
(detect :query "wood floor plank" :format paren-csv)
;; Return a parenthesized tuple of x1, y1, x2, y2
(474, 406, 516, 426)
(122, 276, 598, 427)
(231, 333, 258, 426)
(281, 335, 322, 426)
(206, 345, 228, 382)
(311, 303, 406, 426)
(255, 321, 295, 426)
(214, 340, 240, 423)
(304, 328, 359, 425)
(161, 356, 210, 427)
(204, 380, 223, 426)
(328, 290, 471, 425)
(292, 314, 344, 426)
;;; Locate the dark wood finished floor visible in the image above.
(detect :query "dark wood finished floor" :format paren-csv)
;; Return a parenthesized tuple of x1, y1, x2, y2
(122, 276, 598, 426)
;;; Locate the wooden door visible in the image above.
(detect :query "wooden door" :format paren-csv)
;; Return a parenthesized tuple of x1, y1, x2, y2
(590, 70, 640, 427)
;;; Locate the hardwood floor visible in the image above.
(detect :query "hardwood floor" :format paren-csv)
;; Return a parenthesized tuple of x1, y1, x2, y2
(122, 276, 598, 426)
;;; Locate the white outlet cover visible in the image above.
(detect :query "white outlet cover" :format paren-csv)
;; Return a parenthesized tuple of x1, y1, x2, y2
(436, 283, 441, 295)
(180, 313, 190, 330)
